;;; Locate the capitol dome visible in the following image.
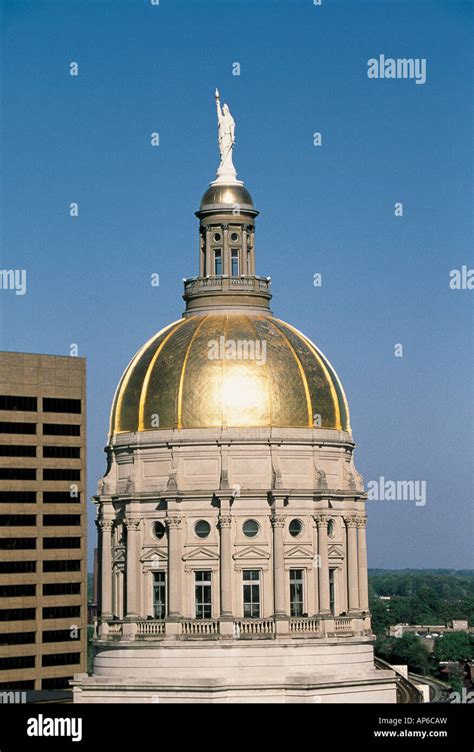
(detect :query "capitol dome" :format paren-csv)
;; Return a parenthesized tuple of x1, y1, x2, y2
(110, 313, 350, 434)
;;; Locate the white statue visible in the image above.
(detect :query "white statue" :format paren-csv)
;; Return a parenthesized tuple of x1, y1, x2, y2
(214, 89, 238, 183)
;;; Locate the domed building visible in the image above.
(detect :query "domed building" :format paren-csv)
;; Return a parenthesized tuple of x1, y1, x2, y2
(73, 94, 398, 703)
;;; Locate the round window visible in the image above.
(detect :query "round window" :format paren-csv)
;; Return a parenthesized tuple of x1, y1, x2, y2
(230, 232, 239, 242)
(242, 519, 259, 538)
(153, 521, 166, 540)
(195, 520, 211, 539)
(213, 233, 222, 242)
(327, 519, 335, 538)
(289, 519, 303, 538)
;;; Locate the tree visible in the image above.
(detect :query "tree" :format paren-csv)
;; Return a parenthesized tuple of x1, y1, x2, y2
(385, 633, 430, 675)
(433, 632, 474, 662)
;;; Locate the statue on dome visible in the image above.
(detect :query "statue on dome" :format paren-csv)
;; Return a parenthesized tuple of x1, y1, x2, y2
(215, 89, 237, 181)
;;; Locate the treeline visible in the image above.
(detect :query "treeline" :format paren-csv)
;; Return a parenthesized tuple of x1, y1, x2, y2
(369, 569, 474, 635)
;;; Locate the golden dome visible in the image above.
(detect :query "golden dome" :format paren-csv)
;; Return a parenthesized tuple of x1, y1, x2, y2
(110, 313, 350, 434)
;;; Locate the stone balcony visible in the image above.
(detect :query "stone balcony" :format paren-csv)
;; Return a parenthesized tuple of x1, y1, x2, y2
(182, 275, 272, 312)
(96, 615, 372, 642)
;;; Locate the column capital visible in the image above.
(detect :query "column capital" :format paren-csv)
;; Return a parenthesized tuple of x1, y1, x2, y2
(343, 516, 358, 528)
(218, 515, 232, 529)
(96, 518, 114, 532)
(270, 514, 285, 528)
(165, 515, 182, 530)
(313, 515, 329, 528)
(124, 517, 141, 531)
(355, 516, 367, 528)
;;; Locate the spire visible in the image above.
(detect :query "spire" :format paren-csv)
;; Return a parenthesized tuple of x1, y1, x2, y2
(181, 92, 271, 316)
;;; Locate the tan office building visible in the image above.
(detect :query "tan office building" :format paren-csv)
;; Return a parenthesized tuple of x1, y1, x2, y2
(0, 352, 87, 691)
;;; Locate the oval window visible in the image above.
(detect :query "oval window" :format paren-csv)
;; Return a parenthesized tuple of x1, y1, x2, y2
(243, 519, 259, 538)
(195, 520, 211, 539)
(289, 519, 303, 538)
(230, 232, 239, 242)
(327, 519, 335, 538)
(213, 233, 222, 243)
(153, 521, 166, 540)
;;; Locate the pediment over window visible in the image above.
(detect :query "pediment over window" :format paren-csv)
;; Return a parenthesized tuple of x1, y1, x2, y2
(140, 547, 168, 564)
(233, 546, 271, 561)
(328, 544, 344, 558)
(285, 545, 313, 559)
(112, 546, 126, 567)
(182, 547, 220, 562)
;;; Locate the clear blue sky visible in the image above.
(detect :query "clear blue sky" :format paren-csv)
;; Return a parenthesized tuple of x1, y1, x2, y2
(0, 0, 472, 569)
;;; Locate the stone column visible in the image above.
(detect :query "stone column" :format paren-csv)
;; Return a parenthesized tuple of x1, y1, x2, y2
(344, 517, 360, 612)
(205, 226, 211, 276)
(312, 517, 319, 614)
(242, 226, 248, 274)
(97, 519, 114, 621)
(222, 224, 229, 276)
(165, 515, 182, 619)
(124, 517, 141, 619)
(356, 516, 369, 611)
(249, 229, 255, 274)
(315, 516, 330, 613)
(218, 515, 233, 617)
(199, 231, 205, 276)
(271, 515, 286, 617)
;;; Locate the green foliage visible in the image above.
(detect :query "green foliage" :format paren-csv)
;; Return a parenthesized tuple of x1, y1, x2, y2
(374, 633, 430, 675)
(433, 632, 474, 662)
(368, 570, 474, 627)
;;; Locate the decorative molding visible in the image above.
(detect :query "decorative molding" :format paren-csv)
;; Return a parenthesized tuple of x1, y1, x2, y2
(313, 515, 329, 529)
(284, 544, 314, 560)
(182, 546, 220, 562)
(96, 518, 114, 532)
(124, 517, 141, 531)
(165, 515, 182, 530)
(343, 517, 358, 528)
(270, 514, 285, 528)
(233, 546, 271, 561)
(328, 544, 344, 559)
(218, 515, 232, 529)
(355, 517, 367, 528)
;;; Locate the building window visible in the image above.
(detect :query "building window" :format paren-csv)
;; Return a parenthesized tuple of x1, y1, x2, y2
(43, 559, 80, 572)
(0, 421, 36, 434)
(43, 583, 80, 596)
(43, 537, 80, 549)
(43, 446, 80, 458)
(194, 520, 211, 539)
(153, 571, 166, 619)
(289, 519, 303, 538)
(43, 469, 80, 481)
(242, 519, 259, 538)
(43, 424, 80, 436)
(43, 629, 80, 643)
(0, 515, 36, 526)
(214, 249, 222, 275)
(0, 632, 35, 645)
(289, 569, 304, 617)
(43, 514, 80, 526)
(230, 232, 239, 242)
(0, 608, 35, 622)
(0, 584, 35, 598)
(242, 570, 260, 618)
(153, 521, 166, 540)
(42, 606, 80, 620)
(0, 468, 36, 480)
(0, 561, 36, 574)
(41, 677, 73, 690)
(0, 538, 36, 550)
(327, 519, 335, 539)
(43, 491, 80, 504)
(213, 233, 221, 243)
(231, 249, 239, 276)
(42, 652, 80, 667)
(0, 656, 35, 671)
(0, 445, 36, 457)
(195, 571, 212, 619)
(329, 568, 336, 615)
(0, 395, 37, 411)
(0, 491, 36, 504)
(42, 398, 81, 414)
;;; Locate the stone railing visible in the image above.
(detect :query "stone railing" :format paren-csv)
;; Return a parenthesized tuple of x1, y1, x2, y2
(181, 620, 219, 636)
(183, 275, 271, 296)
(136, 620, 165, 637)
(334, 617, 353, 632)
(233, 619, 275, 637)
(98, 615, 368, 641)
(289, 617, 321, 634)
